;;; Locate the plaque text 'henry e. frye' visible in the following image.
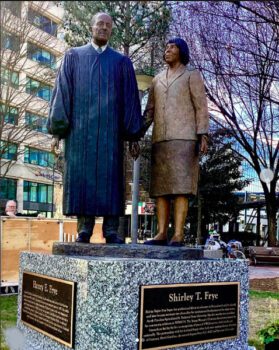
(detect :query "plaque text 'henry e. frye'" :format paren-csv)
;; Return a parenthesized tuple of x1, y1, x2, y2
(21, 271, 76, 348)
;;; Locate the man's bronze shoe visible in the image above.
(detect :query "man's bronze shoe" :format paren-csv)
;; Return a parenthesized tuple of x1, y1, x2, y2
(106, 235, 124, 244)
(75, 233, 90, 243)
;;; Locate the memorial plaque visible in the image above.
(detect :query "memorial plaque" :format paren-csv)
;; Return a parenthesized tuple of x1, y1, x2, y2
(21, 271, 76, 348)
(139, 282, 239, 350)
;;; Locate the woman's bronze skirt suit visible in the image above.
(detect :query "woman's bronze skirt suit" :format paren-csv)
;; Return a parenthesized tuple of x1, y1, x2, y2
(144, 64, 209, 197)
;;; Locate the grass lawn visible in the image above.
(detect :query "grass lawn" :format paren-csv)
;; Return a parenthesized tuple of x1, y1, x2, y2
(0, 290, 278, 349)
(248, 289, 279, 350)
(0, 295, 18, 350)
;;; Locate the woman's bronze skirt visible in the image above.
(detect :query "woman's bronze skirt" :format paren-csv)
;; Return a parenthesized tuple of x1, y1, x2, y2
(150, 140, 199, 197)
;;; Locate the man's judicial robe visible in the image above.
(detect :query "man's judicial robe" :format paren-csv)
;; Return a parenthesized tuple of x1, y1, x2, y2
(47, 44, 142, 216)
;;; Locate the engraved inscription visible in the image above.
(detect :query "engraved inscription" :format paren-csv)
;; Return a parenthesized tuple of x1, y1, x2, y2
(22, 291, 70, 333)
(21, 272, 75, 348)
(143, 303, 237, 342)
(139, 282, 239, 350)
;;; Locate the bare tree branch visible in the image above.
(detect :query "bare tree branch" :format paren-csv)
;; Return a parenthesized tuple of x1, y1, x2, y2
(169, 1, 279, 244)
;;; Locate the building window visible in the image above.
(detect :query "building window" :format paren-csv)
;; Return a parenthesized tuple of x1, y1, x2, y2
(28, 8, 58, 36)
(27, 42, 56, 69)
(0, 177, 17, 200)
(0, 140, 17, 160)
(24, 181, 53, 204)
(26, 77, 52, 101)
(2, 1, 22, 18)
(0, 103, 18, 125)
(25, 112, 48, 133)
(1, 67, 19, 88)
(24, 146, 54, 167)
(1, 32, 20, 52)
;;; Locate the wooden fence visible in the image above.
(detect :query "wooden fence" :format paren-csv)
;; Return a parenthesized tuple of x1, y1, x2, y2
(0, 217, 104, 284)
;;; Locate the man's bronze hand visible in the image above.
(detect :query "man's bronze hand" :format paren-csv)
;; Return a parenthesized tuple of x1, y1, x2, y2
(51, 137, 60, 156)
(129, 141, 140, 160)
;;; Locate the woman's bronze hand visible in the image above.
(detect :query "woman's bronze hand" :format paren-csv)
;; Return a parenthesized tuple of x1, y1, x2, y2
(200, 135, 208, 154)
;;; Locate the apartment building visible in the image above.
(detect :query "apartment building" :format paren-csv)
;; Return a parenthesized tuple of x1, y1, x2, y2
(0, 1, 67, 217)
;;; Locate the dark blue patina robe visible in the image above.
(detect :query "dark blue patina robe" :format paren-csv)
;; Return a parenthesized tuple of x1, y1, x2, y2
(47, 44, 142, 216)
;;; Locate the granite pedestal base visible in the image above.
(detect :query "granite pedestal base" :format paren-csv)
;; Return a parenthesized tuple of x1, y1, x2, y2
(18, 246, 249, 350)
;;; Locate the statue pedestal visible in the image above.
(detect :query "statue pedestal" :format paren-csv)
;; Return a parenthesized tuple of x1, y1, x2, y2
(18, 244, 249, 350)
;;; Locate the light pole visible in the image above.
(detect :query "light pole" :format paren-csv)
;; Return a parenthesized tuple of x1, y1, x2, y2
(131, 73, 153, 244)
(52, 157, 55, 218)
(51, 153, 63, 218)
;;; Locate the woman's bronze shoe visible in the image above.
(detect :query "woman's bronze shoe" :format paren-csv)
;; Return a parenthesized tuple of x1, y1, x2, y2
(144, 239, 168, 246)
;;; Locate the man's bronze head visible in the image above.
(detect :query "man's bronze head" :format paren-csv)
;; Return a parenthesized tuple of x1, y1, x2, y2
(91, 12, 112, 47)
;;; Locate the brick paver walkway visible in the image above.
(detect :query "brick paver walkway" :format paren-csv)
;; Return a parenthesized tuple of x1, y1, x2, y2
(249, 265, 279, 279)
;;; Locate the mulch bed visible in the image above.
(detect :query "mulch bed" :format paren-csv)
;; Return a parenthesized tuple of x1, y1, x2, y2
(249, 278, 279, 292)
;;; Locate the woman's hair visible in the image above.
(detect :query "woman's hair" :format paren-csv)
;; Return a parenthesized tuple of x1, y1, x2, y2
(164, 37, 190, 65)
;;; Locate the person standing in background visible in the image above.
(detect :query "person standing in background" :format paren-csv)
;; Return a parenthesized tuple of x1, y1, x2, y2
(4, 200, 17, 217)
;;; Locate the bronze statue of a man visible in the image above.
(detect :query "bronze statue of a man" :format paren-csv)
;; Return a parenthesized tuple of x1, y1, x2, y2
(47, 13, 142, 244)
(143, 37, 209, 246)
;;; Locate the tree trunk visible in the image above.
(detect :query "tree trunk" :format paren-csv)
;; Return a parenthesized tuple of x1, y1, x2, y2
(123, 45, 129, 57)
(263, 182, 278, 247)
(267, 202, 277, 246)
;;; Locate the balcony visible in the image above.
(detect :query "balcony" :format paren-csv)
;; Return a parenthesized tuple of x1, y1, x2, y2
(1, 5, 67, 57)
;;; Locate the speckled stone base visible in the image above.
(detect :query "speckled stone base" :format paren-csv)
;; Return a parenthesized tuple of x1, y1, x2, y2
(18, 252, 249, 350)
